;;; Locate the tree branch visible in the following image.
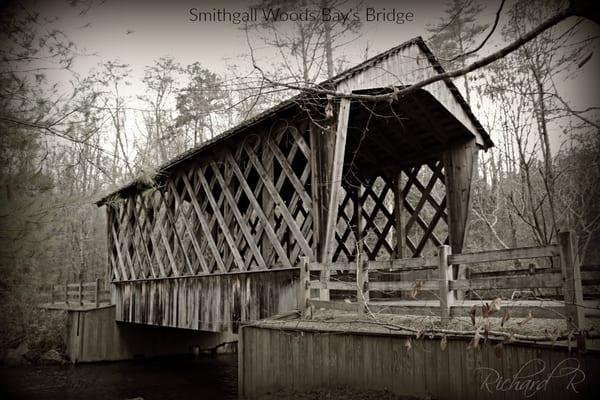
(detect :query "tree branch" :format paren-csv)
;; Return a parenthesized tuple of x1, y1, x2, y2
(252, 5, 576, 102)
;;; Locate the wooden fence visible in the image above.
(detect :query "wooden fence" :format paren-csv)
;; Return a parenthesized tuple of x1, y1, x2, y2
(300, 230, 587, 329)
(46, 279, 111, 308)
(468, 263, 600, 300)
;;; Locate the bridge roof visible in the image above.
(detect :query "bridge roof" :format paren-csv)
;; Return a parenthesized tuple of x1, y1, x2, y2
(97, 36, 492, 206)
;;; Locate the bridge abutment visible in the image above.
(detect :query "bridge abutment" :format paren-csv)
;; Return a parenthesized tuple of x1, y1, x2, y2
(66, 305, 236, 363)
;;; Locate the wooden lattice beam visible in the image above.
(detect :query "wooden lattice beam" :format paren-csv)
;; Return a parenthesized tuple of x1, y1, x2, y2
(108, 121, 313, 281)
(331, 159, 449, 262)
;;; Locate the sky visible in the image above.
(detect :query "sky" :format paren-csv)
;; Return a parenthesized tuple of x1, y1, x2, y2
(8, 0, 600, 150)
(47, 0, 447, 75)
(24, 0, 506, 92)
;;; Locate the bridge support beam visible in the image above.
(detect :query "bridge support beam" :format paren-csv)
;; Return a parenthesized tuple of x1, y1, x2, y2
(310, 98, 351, 301)
(442, 137, 478, 299)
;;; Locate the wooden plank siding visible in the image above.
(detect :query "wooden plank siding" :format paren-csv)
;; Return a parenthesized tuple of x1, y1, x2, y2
(113, 269, 298, 332)
(240, 324, 600, 400)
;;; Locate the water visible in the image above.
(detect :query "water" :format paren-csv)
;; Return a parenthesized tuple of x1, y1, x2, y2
(0, 354, 237, 400)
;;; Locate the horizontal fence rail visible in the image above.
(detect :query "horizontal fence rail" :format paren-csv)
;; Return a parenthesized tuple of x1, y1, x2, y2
(45, 279, 111, 308)
(299, 230, 588, 330)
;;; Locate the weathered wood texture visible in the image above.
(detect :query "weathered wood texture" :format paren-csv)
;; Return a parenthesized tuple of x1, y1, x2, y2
(304, 238, 590, 327)
(113, 270, 298, 332)
(559, 231, 586, 329)
(107, 123, 313, 281)
(240, 324, 600, 400)
(333, 161, 448, 262)
(334, 39, 487, 147)
(442, 138, 477, 254)
(98, 37, 501, 334)
(43, 280, 110, 308)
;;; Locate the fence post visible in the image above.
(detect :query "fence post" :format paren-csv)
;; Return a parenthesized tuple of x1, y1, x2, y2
(438, 245, 453, 319)
(356, 254, 369, 314)
(298, 257, 311, 317)
(50, 284, 54, 305)
(65, 280, 68, 305)
(558, 230, 585, 330)
(78, 281, 83, 306)
(95, 278, 101, 308)
(319, 265, 330, 302)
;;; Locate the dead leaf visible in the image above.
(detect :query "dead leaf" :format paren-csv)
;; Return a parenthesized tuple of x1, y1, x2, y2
(405, 338, 412, 351)
(501, 309, 511, 327)
(549, 329, 559, 346)
(410, 280, 422, 299)
(507, 332, 515, 342)
(344, 298, 351, 303)
(517, 311, 533, 326)
(440, 335, 447, 351)
(415, 329, 423, 340)
(474, 329, 482, 348)
(469, 328, 482, 349)
(482, 302, 491, 317)
(469, 305, 477, 326)
(490, 298, 502, 313)
(482, 298, 501, 317)
(493, 342, 504, 359)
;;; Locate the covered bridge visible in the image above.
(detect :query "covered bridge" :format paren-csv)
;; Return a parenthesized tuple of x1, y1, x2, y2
(97, 36, 492, 333)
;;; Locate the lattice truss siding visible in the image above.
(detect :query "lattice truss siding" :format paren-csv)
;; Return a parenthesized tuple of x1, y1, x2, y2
(107, 125, 313, 281)
(334, 161, 448, 261)
(107, 128, 452, 281)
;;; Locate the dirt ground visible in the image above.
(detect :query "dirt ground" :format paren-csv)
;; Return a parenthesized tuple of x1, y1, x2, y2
(315, 308, 598, 335)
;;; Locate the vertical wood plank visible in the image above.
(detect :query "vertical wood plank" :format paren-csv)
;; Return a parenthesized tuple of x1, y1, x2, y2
(322, 332, 331, 386)
(559, 230, 585, 331)
(299, 257, 310, 316)
(464, 341, 477, 400)
(398, 335, 413, 397)
(413, 339, 426, 396)
(438, 245, 453, 319)
(305, 331, 315, 391)
(238, 325, 245, 398)
(323, 98, 352, 265)
(262, 136, 275, 267)
(94, 279, 100, 308)
(356, 253, 369, 313)
(443, 138, 478, 298)
(436, 336, 451, 400)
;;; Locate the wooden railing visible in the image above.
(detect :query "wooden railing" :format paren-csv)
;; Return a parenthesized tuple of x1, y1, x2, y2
(46, 279, 111, 308)
(299, 230, 586, 329)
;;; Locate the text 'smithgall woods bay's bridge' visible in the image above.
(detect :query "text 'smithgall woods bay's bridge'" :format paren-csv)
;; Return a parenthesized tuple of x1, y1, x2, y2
(95, 36, 492, 332)
(45, 38, 600, 397)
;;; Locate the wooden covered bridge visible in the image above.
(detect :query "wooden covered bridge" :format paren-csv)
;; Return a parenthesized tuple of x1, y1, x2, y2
(95, 36, 588, 336)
